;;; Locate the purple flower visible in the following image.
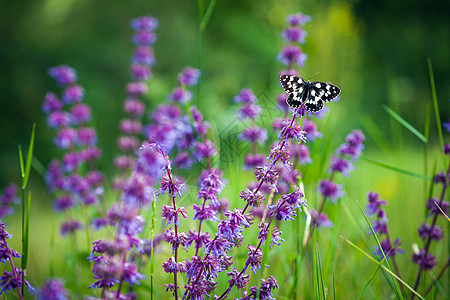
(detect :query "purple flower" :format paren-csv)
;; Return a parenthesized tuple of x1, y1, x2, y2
(0, 184, 19, 218)
(298, 143, 312, 165)
(54, 128, 77, 149)
(444, 143, 450, 154)
(237, 103, 262, 120)
(124, 98, 145, 116)
(62, 85, 84, 104)
(121, 172, 154, 207)
(366, 191, 387, 216)
(196, 140, 217, 160)
(131, 16, 158, 31)
(42, 92, 63, 114)
(47, 111, 70, 129)
(244, 154, 266, 170)
(374, 238, 404, 258)
(254, 165, 279, 186)
(302, 119, 322, 141)
(433, 172, 447, 184)
(317, 180, 344, 202)
(205, 236, 231, 258)
(260, 276, 279, 300)
(133, 46, 155, 66)
(227, 268, 250, 289)
(330, 156, 354, 177)
(443, 119, 450, 133)
(186, 231, 212, 249)
(117, 136, 140, 152)
(178, 67, 201, 86)
(127, 81, 148, 96)
(278, 120, 306, 142)
(310, 209, 333, 229)
(38, 278, 69, 300)
(162, 205, 188, 227)
(239, 126, 268, 145)
(233, 89, 257, 103)
(168, 87, 192, 104)
(336, 130, 365, 160)
(418, 223, 443, 241)
(120, 119, 142, 135)
(48, 65, 77, 86)
(54, 195, 75, 212)
(162, 256, 187, 273)
(412, 249, 437, 270)
(70, 103, 91, 124)
(426, 198, 449, 215)
(269, 198, 297, 221)
(240, 189, 265, 207)
(0, 268, 34, 294)
(287, 12, 312, 26)
(132, 30, 157, 45)
(268, 143, 291, 168)
(246, 245, 263, 274)
(281, 27, 307, 43)
(130, 64, 152, 81)
(277, 45, 307, 67)
(156, 173, 184, 198)
(60, 220, 83, 236)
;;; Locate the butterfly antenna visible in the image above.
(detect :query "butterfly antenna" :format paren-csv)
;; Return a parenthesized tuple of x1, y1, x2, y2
(308, 72, 320, 81)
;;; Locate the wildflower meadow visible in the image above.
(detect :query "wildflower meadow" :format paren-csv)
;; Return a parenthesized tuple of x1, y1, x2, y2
(0, 1, 449, 299)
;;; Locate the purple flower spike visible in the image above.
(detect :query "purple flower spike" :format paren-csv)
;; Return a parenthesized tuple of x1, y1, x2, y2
(317, 180, 344, 202)
(227, 268, 250, 289)
(42, 92, 63, 114)
(418, 223, 443, 241)
(237, 103, 262, 120)
(374, 238, 404, 258)
(426, 198, 449, 215)
(329, 156, 354, 177)
(239, 126, 268, 145)
(62, 85, 84, 104)
(60, 220, 83, 236)
(278, 120, 306, 142)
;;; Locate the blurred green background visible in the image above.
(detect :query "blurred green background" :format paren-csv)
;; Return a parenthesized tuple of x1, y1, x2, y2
(1, 0, 449, 187)
(1, 0, 450, 298)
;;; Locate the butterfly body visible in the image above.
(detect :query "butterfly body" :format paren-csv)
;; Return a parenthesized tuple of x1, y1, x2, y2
(280, 75, 340, 112)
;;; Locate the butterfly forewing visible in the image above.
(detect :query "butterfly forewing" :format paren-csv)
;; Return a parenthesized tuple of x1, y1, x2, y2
(311, 81, 340, 103)
(279, 75, 305, 94)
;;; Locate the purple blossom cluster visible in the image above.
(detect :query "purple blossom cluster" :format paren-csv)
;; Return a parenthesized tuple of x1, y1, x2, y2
(113, 16, 158, 190)
(366, 191, 404, 258)
(0, 222, 33, 296)
(311, 130, 365, 230)
(88, 143, 167, 297)
(277, 13, 310, 69)
(43, 65, 104, 236)
(411, 143, 450, 292)
(144, 67, 210, 169)
(234, 89, 267, 170)
(0, 184, 18, 218)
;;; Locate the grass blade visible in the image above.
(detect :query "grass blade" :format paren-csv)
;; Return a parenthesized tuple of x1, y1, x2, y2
(355, 200, 403, 299)
(362, 158, 431, 180)
(342, 236, 424, 299)
(383, 105, 427, 143)
(200, 0, 218, 29)
(22, 124, 36, 189)
(427, 58, 444, 150)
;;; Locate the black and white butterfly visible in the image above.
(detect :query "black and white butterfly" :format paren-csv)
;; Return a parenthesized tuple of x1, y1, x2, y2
(279, 75, 340, 112)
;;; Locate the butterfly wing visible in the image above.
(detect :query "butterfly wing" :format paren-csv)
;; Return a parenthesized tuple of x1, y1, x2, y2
(286, 92, 303, 108)
(279, 75, 306, 94)
(310, 81, 340, 103)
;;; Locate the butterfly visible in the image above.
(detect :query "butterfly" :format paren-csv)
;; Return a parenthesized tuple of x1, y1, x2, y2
(279, 75, 340, 112)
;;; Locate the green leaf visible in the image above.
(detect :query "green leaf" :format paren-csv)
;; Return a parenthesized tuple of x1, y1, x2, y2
(362, 158, 431, 180)
(355, 200, 403, 299)
(383, 105, 427, 143)
(342, 236, 424, 300)
(18, 145, 25, 178)
(428, 58, 444, 150)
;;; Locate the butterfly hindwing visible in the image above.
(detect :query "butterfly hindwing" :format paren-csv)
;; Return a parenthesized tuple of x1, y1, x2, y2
(279, 75, 305, 94)
(286, 92, 303, 108)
